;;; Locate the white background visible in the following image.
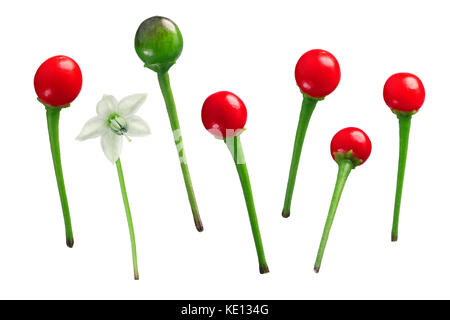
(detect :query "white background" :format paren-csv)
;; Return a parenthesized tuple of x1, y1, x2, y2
(0, 0, 449, 299)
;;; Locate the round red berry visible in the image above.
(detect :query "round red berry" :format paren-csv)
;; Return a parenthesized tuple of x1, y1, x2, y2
(295, 49, 341, 98)
(330, 127, 372, 165)
(383, 73, 425, 113)
(201, 91, 247, 139)
(34, 55, 83, 107)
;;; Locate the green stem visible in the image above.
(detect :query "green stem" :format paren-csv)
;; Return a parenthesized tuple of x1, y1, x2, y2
(226, 136, 269, 274)
(391, 114, 412, 242)
(282, 95, 319, 218)
(314, 159, 353, 273)
(45, 107, 74, 248)
(116, 158, 139, 280)
(157, 71, 203, 232)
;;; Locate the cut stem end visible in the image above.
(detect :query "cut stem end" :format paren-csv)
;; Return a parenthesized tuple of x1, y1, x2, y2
(195, 218, 204, 232)
(391, 234, 398, 242)
(282, 210, 290, 218)
(259, 264, 270, 274)
(314, 265, 320, 273)
(66, 238, 74, 248)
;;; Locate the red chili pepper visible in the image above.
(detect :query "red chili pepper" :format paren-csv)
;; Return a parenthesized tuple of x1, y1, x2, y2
(34, 55, 83, 107)
(282, 49, 341, 218)
(330, 127, 372, 165)
(34, 55, 83, 247)
(295, 49, 341, 98)
(201, 91, 247, 138)
(383, 73, 425, 241)
(202, 91, 269, 274)
(314, 127, 371, 273)
(383, 73, 425, 113)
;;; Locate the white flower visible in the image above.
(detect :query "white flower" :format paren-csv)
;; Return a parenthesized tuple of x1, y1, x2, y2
(77, 94, 151, 163)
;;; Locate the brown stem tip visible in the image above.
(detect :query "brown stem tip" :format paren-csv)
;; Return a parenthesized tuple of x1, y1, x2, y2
(314, 266, 320, 273)
(391, 234, 398, 242)
(193, 210, 204, 232)
(66, 239, 74, 248)
(282, 210, 290, 218)
(259, 265, 270, 274)
(195, 220, 204, 232)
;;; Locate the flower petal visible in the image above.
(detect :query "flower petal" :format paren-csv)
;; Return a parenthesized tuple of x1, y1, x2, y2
(96, 95, 118, 119)
(126, 115, 151, 137)
(101, 131, 123, 163)
(117, 93, 147, 117)
(76, 117, 107, 141)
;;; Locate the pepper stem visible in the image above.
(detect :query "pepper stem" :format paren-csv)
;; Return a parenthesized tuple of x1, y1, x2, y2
(282, 94, 319, 218)
(314, 159, 353, 273)
(225, 136, 269, 274)
(116, 158, 139, 280)
(391, 114, 412, 242)
(45, 107, 74, 248)
(156, 71, 203, 232)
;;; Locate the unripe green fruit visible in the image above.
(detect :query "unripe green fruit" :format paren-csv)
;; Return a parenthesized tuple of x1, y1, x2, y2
(134, 16, 183, 73)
